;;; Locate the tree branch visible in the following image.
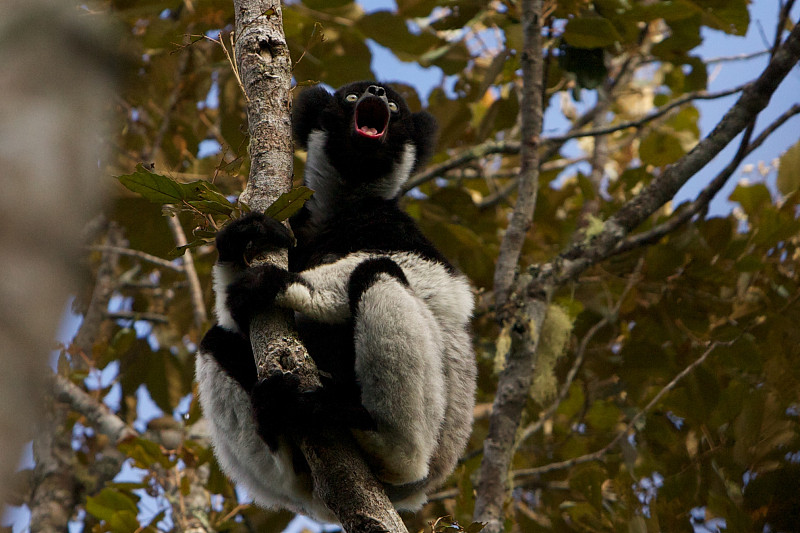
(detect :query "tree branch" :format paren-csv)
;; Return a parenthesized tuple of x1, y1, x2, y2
(230, 1, 405, 529)
(513, 339, 729, 479)
(473, 2, 545, 531)
(543, 84, 746, 145)
(548, 23, 800, 289)
(167, 216, 208, 327)
(51, 375, 136, 443)
(87, 245, 185, 272)
(402, 140, 520, 192)
(492, 0, 546, 310)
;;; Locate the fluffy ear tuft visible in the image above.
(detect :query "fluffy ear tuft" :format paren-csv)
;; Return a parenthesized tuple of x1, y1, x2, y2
(292, 86, 333, 149)
(410, 111, 438, 171)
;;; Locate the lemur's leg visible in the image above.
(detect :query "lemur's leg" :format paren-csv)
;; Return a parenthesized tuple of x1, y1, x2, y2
(346, 258, 447, 485)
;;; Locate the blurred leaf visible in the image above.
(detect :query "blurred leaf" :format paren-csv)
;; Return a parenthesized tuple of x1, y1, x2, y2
(569, 463, 607, 510)
(586, 400, 621, 431)
(119, 437, 176, 469)
(563, 16, 622, 48)
(171, 238, 212, 258)
(85, 488, 139, 524)
(729, 183, 772, 216)
(640, 130, 685, 166)
(777, 140, 800, 195)
(395, 0, 438, 17)
(558, 44, 607, 89)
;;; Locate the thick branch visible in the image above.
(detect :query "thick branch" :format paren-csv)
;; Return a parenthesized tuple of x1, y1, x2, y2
(51, 375, 136, 443)
(550, 23, 800, 288)
(474, 1, 545, 531)
(492, 0, 545, 310)
(616, 103, 800, 253)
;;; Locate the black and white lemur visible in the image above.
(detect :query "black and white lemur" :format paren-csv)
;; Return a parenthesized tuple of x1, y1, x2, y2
(195, 81, 476, 521)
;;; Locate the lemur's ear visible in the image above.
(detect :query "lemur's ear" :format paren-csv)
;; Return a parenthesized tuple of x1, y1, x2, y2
(410, 111, 438, 171)
(292, 86, 333, 149)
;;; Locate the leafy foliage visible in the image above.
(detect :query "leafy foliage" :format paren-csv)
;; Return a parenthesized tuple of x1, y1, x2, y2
(41, 0, 800, 531)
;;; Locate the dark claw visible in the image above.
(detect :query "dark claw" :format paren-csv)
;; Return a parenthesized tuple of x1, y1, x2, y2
(216, 212, 294, 266)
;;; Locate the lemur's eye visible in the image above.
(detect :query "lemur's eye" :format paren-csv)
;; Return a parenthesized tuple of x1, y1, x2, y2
(346, 93, 358, 103)
(388, 101, 399, 113)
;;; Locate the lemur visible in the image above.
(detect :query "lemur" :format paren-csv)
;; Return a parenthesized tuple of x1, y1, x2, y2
(195, 81, 476, 522)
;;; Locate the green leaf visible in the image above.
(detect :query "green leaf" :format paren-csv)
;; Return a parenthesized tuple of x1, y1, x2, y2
(395, 0, 438, 17)
(116, 165, 234, 209)
(119, 437, 176, 469)
(108, 511, 140, 533)
(569, 463, 607, 509)
(264, 186, 314, 221)
(558, 44, 608, 89)
(563, 16, 622, 48)
(85, 488, 139, 523)
(170, 238, 212, 258)
(777, 140, 800, 195)
(729, 183, 772, 216)
(117, 165, 186, 204)
(187, 199, 234, 216)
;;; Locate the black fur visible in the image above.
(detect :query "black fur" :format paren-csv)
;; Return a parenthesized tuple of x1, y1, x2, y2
(347, 257, 409, 318)
(226, 263, 297, 335)
(252, 372, 376, 452)
(199, 325, 256, 391)
(216, 212, 293, 266)
(292, 81, 438, 184)
(290, 198, 454, 272)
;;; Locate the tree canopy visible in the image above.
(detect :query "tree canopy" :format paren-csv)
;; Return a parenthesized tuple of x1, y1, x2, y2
(5, 0, 800, 532)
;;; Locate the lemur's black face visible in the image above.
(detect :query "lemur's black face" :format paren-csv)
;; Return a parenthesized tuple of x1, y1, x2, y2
(292, 81, 437, 188)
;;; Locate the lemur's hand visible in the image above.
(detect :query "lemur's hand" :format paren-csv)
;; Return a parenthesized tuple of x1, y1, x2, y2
(216, 212, 293, 266)
(226, 264, 296, 334)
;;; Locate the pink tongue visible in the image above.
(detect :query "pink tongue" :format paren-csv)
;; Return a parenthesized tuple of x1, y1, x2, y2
(360, 126, 379, 135)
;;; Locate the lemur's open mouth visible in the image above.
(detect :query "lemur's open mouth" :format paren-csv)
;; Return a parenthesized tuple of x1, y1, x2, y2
(354, 97, 390, 140)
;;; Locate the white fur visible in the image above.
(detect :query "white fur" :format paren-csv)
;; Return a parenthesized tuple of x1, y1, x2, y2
(198, 251, 475, 519)
(212, 263, 238, 331)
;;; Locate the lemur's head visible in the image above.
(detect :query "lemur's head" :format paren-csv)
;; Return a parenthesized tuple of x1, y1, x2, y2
(292, 81, 438, 197)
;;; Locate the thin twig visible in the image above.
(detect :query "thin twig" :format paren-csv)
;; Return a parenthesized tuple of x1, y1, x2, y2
(543, 84, 747, 145)
(106, 311, 170, 324)
(614, 103, 800, 254)
(514, 339, 731, 479)
(87, 245, 184, 272)
(167, 216, 208, 327)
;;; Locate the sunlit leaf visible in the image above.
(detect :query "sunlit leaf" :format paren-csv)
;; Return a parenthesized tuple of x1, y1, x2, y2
(85, 488, 139, 524)
(117, 165, 186, 204)
(264, 186, 314, 221)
